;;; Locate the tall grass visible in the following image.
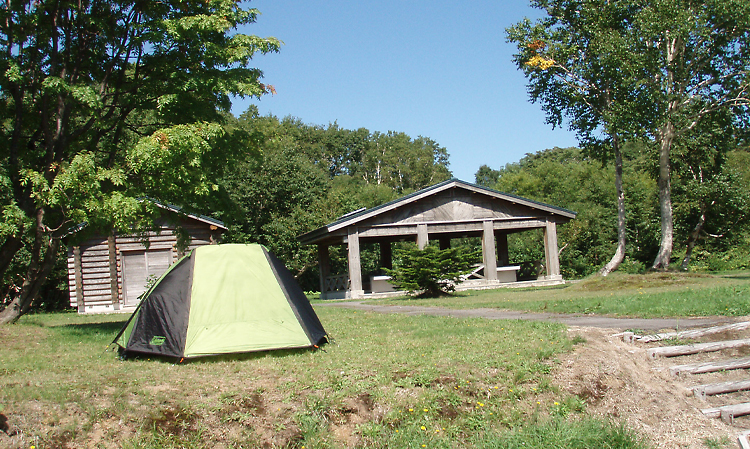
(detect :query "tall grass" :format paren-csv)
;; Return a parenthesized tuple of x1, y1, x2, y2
(481, 418, 649, 449)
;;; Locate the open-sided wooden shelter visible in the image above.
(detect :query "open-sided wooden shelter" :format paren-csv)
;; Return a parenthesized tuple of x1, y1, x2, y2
(299, 179, 576, 299)
(67, 203, 226, 313)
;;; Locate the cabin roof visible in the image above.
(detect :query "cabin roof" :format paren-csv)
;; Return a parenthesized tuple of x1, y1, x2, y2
(149, 200, 228, 230)
(64, 199, 227, 238)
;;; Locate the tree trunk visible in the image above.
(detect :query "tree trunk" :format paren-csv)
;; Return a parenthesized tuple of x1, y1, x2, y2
(681, 205, 707, 271)
(600, 136, 626, 276)
(653, 122, 675, 270)
(0, 209, 61, 325)
(0, 233, 24, 282)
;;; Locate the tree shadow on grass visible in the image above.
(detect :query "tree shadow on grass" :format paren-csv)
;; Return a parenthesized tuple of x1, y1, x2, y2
(50, 320, 129, 338)
(190, 347, 323, 363)
(120, 346, 323, 365)
(385, 290, 462, 301)
(721, 274, 750, 280)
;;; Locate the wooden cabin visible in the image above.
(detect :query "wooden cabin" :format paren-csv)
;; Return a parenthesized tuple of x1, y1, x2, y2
(67, 204, 226, 313)
(299, 179, 576, 299)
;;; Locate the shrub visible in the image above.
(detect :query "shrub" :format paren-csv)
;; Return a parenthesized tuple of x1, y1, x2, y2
(386, 243, 479, 297)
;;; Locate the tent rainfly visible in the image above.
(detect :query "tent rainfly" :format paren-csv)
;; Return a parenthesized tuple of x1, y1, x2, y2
(113, 244, 327, 359)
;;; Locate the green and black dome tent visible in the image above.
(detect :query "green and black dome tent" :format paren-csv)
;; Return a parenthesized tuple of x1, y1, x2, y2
(114, 244, 327, 359)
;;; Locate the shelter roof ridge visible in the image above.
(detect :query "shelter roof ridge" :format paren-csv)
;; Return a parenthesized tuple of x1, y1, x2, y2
(364, 215, 539, 228)
(299, 179, 576, 245)
(324, 178, 456, 228)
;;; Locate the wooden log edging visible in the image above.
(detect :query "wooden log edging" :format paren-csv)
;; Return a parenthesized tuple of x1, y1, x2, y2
(692, 380, 750, 400)
(702, 402, 750, 424)
(636, 321, 750, 343)
(738, 430, 750, 449)
(670, 356, 750, 376)
(648, 338, 750, 359)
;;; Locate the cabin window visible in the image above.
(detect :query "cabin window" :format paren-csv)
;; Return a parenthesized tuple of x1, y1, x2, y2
(121, 249, 172, 307)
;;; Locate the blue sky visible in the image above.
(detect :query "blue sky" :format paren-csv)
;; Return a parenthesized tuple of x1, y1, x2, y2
(231, 1, 580, 182)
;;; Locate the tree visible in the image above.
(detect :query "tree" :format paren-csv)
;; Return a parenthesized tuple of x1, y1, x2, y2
(475, 164, 501, 188)
(359, 131, 451, 193)
(630, 0, 750, 268)
(223, 109, 452, 291)
(0, 1, 279, 324)
(489, 146, 658, 278)
(386, 244, 478, 297)
(222, 112, 330, 283)
(669, 111, 750, 269)
(509, 0, 750, 271)
(507, 0, 645, 276)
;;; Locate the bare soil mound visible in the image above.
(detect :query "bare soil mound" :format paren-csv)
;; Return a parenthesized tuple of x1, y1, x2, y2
(554, 326, 737, 448)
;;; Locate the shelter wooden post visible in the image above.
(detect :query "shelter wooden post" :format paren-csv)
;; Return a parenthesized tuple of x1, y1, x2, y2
(74, 246, 85, 313)
(318, 244, 330, 298)
(347, 228, 364, 298)
(416, 224, 429, 249)
(496, 232, 509, 266)
(108, 234, 120, 310)
(439, 237, 451, 250)
(379, 241, 392, 270)
(543, 220, 562, 280)
(482, 220, 498, 281)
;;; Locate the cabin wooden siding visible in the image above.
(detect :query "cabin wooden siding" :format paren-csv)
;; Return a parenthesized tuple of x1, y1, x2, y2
(67, 219, 222, 313)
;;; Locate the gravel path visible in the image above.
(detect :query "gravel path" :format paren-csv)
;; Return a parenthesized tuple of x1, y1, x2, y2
(318, 300, 739, 331)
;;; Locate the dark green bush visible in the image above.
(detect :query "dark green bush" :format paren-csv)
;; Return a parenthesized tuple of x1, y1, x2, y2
(386, 243, 479, 297)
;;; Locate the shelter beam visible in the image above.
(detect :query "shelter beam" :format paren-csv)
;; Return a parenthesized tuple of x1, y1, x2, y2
(356, 218, 548, 239)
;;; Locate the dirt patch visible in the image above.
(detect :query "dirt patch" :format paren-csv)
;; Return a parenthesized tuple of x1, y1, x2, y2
(144, 404, 199, 438)
(553, 327, 734, 448)
(0, 413, 9, 435)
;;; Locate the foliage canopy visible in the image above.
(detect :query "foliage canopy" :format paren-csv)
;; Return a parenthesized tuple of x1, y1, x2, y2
(507, 0, 750, 270)
(0, 0, 279, 323)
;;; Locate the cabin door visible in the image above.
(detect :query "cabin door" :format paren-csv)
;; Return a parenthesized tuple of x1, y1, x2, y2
(121, 249, 173, 307)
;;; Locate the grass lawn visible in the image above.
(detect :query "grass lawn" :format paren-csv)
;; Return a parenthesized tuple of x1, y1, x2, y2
(0, 306, 650, 448)
(374, 271, 750, 318)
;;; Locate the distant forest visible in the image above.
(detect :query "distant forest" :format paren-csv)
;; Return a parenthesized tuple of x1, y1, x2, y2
(220, 109, 750, 287)
(26, 109, 750, 308)
(6, 0, 748, 322)
(477, 144, 750, 278)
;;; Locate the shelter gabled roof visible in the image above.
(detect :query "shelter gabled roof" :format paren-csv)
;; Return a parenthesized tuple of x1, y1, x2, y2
(299, 178, 576, 245)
